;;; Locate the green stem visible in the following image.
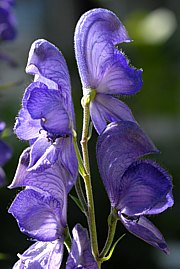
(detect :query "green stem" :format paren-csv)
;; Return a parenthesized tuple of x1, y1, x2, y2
(80, 95, 99, 260)
(99, 208, 118, 259)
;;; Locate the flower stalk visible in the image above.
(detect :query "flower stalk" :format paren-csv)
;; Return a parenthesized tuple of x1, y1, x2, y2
(99, 207, 118, 259)
(80, 93, 99, 262)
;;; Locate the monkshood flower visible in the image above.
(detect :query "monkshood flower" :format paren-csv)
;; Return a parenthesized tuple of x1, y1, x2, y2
(0, 121, 12, 185)
(0, 0, 16, 41)
(14, 39, 77, 176)
(66, 224, 98, 269)
(74, 8, 143, 134)
(8, 148, 72, 268)
(96, 121, 173, 253)
(9, 188, 65, 268)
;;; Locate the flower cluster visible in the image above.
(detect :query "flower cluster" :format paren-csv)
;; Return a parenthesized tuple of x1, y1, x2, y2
(0, 121, 12, 185)
(0, 0, 16, 41)
(8, 8, 173, 269)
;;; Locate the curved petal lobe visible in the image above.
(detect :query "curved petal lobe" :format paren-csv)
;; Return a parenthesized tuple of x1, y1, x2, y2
(75, 8, 130, 88)
(26, 39, 71, 92)
(27, 87, 70, 136)
(75, 8, 142, 95)
(96, 121, 158, 206)
(8, 189, 66, 241)
(90, 93, 135, 134)
(120, 215, 169, 254)
(117, 160, 173, 216)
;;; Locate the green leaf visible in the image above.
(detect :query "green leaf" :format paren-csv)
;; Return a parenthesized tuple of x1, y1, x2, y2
(101, 234, 126, 262)
(69, 194, 84, 213)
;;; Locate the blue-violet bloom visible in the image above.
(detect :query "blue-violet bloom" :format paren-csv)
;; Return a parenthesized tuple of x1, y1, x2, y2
(97, 121, 173, 253)
(74, 8, 143, 134)
(9, 183, 67, 268)
(66, 224, 98, 269)
(0, 0, 16, 41)
(14, 39, 77, 177)
(0, 121, 12, 184)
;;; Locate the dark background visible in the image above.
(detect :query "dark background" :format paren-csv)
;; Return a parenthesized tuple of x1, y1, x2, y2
(0, 0, 179, 268)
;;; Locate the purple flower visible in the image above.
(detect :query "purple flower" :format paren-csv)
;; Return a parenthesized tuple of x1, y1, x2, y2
(66, 224, 98, 269)
(74, 8, 143, 134)
(0, 0, 16, 41)
(9, 186, 66, 268)
(96, 121, 173, 253)
(0, 121, 12, 184)
(14, 39, 77, 175)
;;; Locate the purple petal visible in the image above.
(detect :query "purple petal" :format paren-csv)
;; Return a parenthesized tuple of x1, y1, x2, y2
(66, 224, 98, 269)
(8, 147, 30, 189)
(75, 8, 130, 88)
(0, 140, 12, 166)
(74, 8, 142, 94)
(27, 87, 70, 136)
(13, 240, 63, 269)
(0, 3, 16, 41)
(8, 188, 66, 241)
(24, 167, 69, 200)
(90, 93, 136, 134)
(147, 191, 174, 215)
(55, 136, 78, 190)
(26, 39, 71, 92)
(117, 160, 173, 216)
(96, 121, 158, 207)
(14, 83, 45, 141)
(120, 215, 169, 254)
(28, 135, 54, 171)
(26, 39, 76, 130)
(96, 50, 142, 95)
(9, 146, 74, 201)
(14, 108, 40, 140)
(10, 138, 77, 194)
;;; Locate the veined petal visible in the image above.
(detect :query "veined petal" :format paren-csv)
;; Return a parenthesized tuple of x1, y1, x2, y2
(90, 93, 136, 134)
(66, 224, 98, 269)
(8, 147, 30, 189)
(74, 8, 142, 94)
(8, 188, 66, 241)
(13, 240, 63, 269)
(75, 8, 130, 89)
(147, 191, 174, 215)
(14, 108, 40, 140)
(27, 87, 70, 136)
(96, 121, 158, 206)
(24, 163, 72, 201)
(117, 160, 173, 216)
(28, 136, 58, 172)
(14, 82, 45, 141)
(26, 39, 75, 127)
(96, 49, 142, 95)
(55, 136, 78, 190)
(120, 215, 169, 254)
(26, 39, 71, 92)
